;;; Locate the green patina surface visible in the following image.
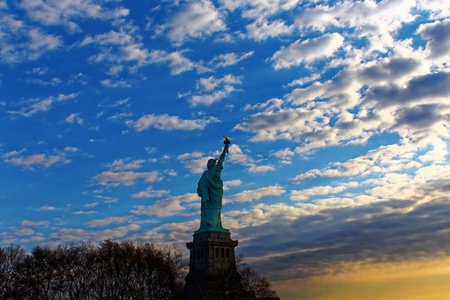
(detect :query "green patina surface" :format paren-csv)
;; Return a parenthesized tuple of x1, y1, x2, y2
(195, 140, 230, 234)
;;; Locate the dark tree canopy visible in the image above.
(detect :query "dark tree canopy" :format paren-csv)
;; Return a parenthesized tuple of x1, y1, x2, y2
(1, 242, 277, 300)
(237, 255, 278, 299)
(1, 241, 185, 300)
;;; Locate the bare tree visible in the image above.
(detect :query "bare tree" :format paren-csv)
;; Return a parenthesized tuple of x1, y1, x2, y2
(237, 254, 278, 299)
(0, 245, 26, 299)
(2, 243, 275, 300)
(1, 241, 185, 300)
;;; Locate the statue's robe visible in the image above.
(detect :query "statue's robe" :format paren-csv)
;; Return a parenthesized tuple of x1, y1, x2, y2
(196, 143, 229, 233)
(197, 161, 225, 231)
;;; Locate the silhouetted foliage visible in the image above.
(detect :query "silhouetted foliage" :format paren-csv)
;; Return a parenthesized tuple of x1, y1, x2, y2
(0, 241, 185, 300)
(0, 245, 26, 299)
(237, 255, 278, 299)
(1, 242, 276, 299)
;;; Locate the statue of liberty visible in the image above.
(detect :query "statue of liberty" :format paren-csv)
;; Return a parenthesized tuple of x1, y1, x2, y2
(195, 136, 230, 233)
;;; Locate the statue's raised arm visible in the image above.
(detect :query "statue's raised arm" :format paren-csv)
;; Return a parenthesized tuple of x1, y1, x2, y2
(195, 136, 231, 234)
(217, 136, 230, 167)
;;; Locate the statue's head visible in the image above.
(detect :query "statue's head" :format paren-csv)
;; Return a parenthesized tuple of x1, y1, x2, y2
(207, 158, 217, 169)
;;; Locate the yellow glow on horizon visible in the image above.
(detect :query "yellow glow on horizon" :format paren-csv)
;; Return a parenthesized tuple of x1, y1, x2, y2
(274, 256, 450, 300)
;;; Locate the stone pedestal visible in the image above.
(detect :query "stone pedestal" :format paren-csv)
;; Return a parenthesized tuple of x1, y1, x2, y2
(185, 231, 253, 300)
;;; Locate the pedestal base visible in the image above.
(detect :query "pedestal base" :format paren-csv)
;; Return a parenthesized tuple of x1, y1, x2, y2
(185, 231, 254, 300)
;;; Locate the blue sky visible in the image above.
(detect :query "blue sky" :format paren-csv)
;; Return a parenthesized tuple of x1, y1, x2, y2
(1, 0, 450, 298)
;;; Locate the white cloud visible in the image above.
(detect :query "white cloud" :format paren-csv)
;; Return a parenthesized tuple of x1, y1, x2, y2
(50, 224, 140, 244)
(86, 216, 132, 228)
(236, 53, 448, 156)
(129, 114, 217, 131)
(220, 144, 248, 164)
(288, 74, 321, 87)
(81, 30, 133, 46)
(104, 199, 118, 204)
(164, 169, 178, 177)
(272, 148, 295, 164)
(83, 28, 150, 74)
(417, 19, 450, 63)
(2, 149, 26, 158)
(132, 186, 170, 199)
(246, 19, 294, 41)
(3, 147, 78, 170)
(64, 147, 79, 153)
(293, 0, 417, 54)
(131, 193, 199, 217)
(8, 93, 76, 117)
(4, 152, 68, 169)
(247, 164, 276, 173)
(122, 43, 150, 64)
(145, 146, 157, 154)
(209, 51, 254, 68)
(125, 220, 197, 250)
(271, 33, 345, 69)
(34, 205, 60, 211)
(94, 158, 161, 187)
(149, 50, 197, 75)
(197, 74, 242, 91)
(177, 152, 204, 160)
(21, 220, 49, 227)
(224, 179, 243, 190)
(225, 185, 285, 204)
(18, 97, 53, 116)
(101, 79, 131, 88)
(290, 183, 358, 201)
(28, 28, 60, 50)
(187, 74, 243, 105)
(94, 170, 161, 187)
(107, 159, 145, 171)
(179, 155, 211, 174)
(190, 85, 237, 105)
(72, 210, 97, 215)
(225, 202, 306, 228)
(235, 107, 322, 143)
(163, 0, 226, 45)
(21, 0, 129, 27)
(417, 0, 450, 18)
(177, 148, 260, 175)
(93, 224, 140, 242)
(20, 235, 46, 244)
(25, 77, 62, 86)
(291, 143, 423, 182)
(50, 228, 88, 242)
(0, 15, 61, 63)
(226, 144, 275, 173)
(243, 98, 284, 111)
(65, 113, 83, 125)
(219, 0, 300, 19)
(218, 0, 301, 41)
(418, 139, 448, 163)
(15, 228, 35, 236)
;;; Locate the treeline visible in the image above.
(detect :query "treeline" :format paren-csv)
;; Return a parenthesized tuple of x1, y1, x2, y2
(0, 241, 185, 299)
(1, 241, 277, 299)
(237, 260, 278, 299)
